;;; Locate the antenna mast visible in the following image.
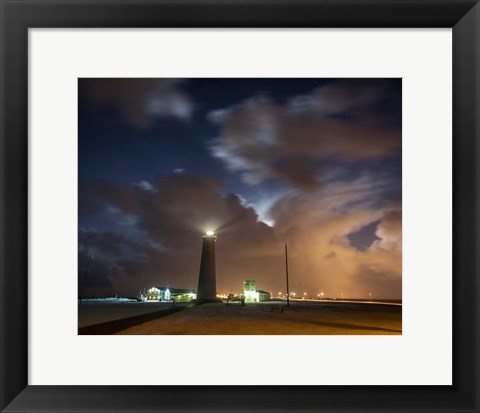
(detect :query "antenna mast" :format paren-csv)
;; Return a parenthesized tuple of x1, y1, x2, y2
(285, 244, 290, 307)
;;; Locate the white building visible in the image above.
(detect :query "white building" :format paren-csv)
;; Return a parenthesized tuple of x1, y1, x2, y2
(243, 280, 270, 302)
(142, 287, 196, 302)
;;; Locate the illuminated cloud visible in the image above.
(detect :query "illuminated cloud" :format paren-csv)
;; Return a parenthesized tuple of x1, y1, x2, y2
(263, 172, 402, 298)
(370, 206, 402, 252)
(208, 80, 401, 188)
(134, 180, 155, 192)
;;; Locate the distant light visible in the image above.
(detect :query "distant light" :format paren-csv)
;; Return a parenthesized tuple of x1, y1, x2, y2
(206, 230, 215, 236)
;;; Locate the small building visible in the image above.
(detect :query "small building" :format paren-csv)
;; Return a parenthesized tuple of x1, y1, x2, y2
(257, 290, 271, 301)
(143, 287, 196, 302)
(242, 280, 270, 302)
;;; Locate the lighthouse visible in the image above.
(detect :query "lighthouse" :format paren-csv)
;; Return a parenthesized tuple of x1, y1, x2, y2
(195, 231, 220, 303)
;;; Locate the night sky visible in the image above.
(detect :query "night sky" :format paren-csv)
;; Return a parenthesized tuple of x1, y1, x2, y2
(78, 78, 402, 299)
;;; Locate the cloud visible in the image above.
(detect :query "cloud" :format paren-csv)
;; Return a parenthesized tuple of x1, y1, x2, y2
(79, 174, 282, 296)
(134, 180, 155, 192)
(264, 176, 402, 298)
(208, 80, 401, 188)
(370, 205, 402, 252)
(78, 79, 402, 299)
(270, 157, 320, 190)
(79, 170, 401, 298)
(287, 80, 386, 113)
(78, 230, 136, 297)
(80, 78, 193, 128)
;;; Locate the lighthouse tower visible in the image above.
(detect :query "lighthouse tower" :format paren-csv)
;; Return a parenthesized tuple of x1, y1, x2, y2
(195, 231, 220, 303)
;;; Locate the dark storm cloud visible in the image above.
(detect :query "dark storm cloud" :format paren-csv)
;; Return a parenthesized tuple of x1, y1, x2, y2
(79, 173, 282, 296)
(270, 156, 320, 190)
(79, 180, 143, 215)
(208, 80, 401, 188)
(78, 230, 132, 296)
(80, 78, 193, 128)
(78, 182, 102, 214)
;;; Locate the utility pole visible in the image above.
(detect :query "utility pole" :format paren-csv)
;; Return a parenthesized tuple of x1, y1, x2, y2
(285, 244, 290, 307)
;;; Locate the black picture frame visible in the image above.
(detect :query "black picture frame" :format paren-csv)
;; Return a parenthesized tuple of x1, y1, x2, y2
(1, 1, 479, 412)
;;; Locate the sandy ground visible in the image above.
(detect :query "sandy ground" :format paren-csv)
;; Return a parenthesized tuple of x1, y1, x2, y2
(114, 301, 402, 335)
(78, 301, 186, 328)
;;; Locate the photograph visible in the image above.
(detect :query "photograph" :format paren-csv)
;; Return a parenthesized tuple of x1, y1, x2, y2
(3, 0, 479, 409)
(78, 78, 402, 335)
